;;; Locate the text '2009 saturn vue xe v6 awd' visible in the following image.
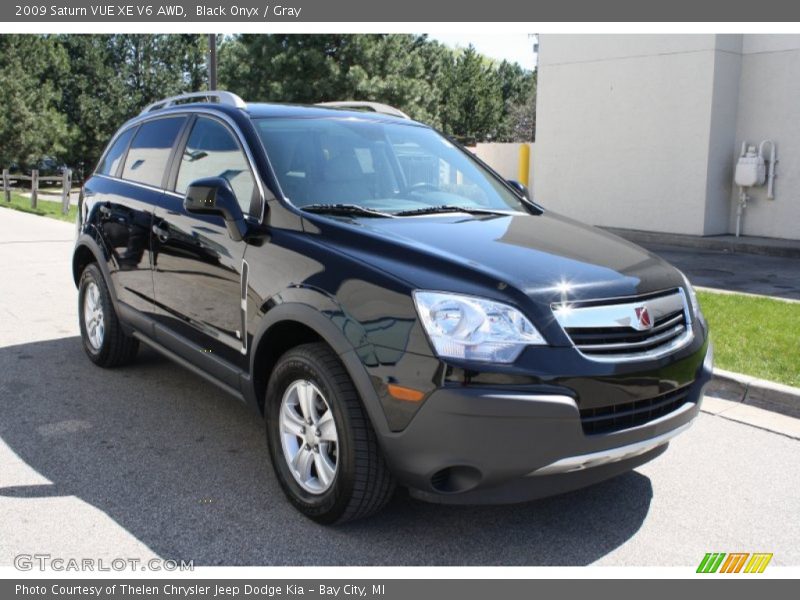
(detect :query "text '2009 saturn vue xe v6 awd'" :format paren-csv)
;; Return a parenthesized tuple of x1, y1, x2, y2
(73, 91, 712, 523)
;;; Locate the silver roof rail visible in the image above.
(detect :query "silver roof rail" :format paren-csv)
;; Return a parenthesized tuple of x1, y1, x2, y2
(140, 91, 247, 115)
(316, 101, 410, 120)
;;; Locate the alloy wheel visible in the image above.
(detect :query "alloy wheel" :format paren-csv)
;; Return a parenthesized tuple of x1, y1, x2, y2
(83, 281, 105, 351)
(279, 379, 339, 494)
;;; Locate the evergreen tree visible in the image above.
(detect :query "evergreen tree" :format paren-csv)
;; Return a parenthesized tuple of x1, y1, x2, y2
(440, 45, 504, 143)
(0, 36, 69, 168)
(0, 34, 536, 171)
(220, 35, 455, 129)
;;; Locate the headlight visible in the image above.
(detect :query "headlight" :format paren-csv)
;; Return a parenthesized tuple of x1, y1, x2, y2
(680, 272, 703, 321)
(413, 291, 546, 363)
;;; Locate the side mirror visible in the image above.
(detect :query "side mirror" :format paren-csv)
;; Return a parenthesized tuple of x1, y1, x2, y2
(184, 177, 247, 241)
(506, 179, 531, 201)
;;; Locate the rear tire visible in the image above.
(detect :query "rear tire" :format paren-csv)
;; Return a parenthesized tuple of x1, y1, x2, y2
(265, 342, 395, 524)
(78, 263, 138, 367)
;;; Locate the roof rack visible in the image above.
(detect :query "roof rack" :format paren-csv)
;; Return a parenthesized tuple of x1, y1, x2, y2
(315, 101, 410, 120)
(140, 91, 247, 115)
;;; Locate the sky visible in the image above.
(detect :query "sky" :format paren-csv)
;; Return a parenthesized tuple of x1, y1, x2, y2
(428, 33, 538, 70)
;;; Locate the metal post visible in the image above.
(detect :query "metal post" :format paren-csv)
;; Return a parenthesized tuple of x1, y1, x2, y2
(31, 169, 38, 209)
(2, 169, 9, 203)
(61, 168, 72, 215)
(208, 34, 217, 91)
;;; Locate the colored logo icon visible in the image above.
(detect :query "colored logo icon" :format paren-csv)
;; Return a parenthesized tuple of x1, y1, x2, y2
(697, 552, 773, 573)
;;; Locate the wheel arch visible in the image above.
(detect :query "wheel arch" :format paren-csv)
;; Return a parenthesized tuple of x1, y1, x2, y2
(247, 302, 390, 437)
(72, 235, 112, 288)
(72, 236, 130, 330)
(72, 244, 96, 286)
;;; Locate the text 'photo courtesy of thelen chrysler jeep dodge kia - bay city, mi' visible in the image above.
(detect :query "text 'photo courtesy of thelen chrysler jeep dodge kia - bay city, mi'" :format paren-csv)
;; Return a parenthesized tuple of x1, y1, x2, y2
(72, 91, 712, 523)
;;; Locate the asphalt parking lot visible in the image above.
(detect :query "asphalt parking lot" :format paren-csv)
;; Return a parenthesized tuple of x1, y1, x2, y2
(1, 208, 799, 567)
(641, 243, 800, 301)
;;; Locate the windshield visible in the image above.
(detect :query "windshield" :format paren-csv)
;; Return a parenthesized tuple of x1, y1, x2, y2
(254, 117, 528, 215)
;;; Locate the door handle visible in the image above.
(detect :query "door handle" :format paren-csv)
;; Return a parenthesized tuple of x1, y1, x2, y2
(152, 223, 170, 242)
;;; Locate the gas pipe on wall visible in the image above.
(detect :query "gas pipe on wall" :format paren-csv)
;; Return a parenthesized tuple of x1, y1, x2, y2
(733, 140, 777, 237)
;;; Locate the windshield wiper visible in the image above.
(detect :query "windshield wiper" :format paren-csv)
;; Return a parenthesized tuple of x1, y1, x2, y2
(301, 203, 393, 218)
(393, 205, 512, 217)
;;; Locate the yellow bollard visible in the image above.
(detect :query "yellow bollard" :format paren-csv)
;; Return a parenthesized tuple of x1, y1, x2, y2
(517, 144, 530, 186)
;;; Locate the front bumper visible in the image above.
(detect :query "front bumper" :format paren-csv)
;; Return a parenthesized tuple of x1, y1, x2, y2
(379, 341, 713, 504)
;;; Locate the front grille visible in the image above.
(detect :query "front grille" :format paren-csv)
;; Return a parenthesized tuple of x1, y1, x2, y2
(580, 385, 693, 435)
(567, 309, 687, 354)
(553, 288, 692, 361)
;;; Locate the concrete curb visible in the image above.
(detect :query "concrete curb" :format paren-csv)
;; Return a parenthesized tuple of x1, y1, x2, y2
(695, 285, 800, 304)
(708, 368, 800, 419)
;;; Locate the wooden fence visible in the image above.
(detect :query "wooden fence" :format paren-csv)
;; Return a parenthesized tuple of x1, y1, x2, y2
(2, 168, 74, 214)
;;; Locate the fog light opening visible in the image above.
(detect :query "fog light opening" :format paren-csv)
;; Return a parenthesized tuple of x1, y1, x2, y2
(429, 465, 482, 493)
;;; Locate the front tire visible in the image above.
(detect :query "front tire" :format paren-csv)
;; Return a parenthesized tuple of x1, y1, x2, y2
(265, 343, 395, 524)
(78, 263, 138, 367)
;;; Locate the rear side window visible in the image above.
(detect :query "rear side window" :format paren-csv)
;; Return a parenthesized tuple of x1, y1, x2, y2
(175, 117, 256, 214)
(97, 127, 135, 176)
(122, 117, 186, 188)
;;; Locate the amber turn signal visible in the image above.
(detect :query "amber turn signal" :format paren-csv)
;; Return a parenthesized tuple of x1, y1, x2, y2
(387, 384, 425, 402)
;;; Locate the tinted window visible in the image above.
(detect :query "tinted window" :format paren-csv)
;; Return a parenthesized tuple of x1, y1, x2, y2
(122, 117, 186, 187)
(176, 117, 256, 214)
(97, 127, 135, 176)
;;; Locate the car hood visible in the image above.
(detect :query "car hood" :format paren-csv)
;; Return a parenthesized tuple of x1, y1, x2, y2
(318, 210, 684, 304)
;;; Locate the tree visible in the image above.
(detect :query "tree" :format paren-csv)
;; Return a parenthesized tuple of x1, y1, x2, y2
(219, 34, 350, 103)
(496, 61, 536, 142)
(490, 60, 536, 142)
(440, 45, 504, 143)
(0, 36, 69, 168)
(219, 34, 448, 128)
(340, 34, 444, 126)
(56, 35, 123, 177)
(1, 34, 207, 172)
(0, 34, 536, 172)
(55, 34, 207, 176)
(505, 70, 537, 142)
(109, 34, 206, 117)
(218, 35, 535, 140)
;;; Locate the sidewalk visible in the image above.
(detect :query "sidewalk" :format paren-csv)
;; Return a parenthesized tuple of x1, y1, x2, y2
(607, 230, 800, 301)
(0, 208, 77, 346)
(605, 227, 800, 258)
(645, 242, 800, 301)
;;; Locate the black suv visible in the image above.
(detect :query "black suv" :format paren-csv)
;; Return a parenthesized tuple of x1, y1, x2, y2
(73, 91, 712, 523)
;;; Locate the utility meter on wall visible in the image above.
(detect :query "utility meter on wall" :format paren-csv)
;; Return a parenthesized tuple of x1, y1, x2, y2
(735, 145, 766, 187)
(732, 139, 777, 237)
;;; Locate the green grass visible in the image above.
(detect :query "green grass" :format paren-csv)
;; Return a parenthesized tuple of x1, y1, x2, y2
(0, 192, 77, 223)
(698, 290, 800, 387)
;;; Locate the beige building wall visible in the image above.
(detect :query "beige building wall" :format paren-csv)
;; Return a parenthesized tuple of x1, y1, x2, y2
(729, 36, 800, 239)
(533, 34, 800, 241)
(473, 142, 534, 185)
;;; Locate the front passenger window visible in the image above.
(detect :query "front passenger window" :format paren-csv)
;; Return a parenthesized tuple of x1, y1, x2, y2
(176, 117, 257, 215)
